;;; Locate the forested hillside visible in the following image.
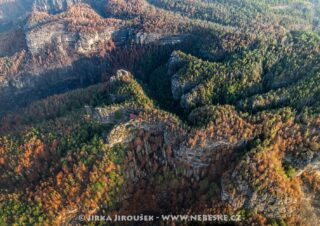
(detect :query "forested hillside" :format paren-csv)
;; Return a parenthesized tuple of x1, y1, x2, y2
(0, 0, 319, 225)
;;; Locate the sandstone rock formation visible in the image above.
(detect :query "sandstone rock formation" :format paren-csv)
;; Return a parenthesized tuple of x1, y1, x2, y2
(0, 2, 192, 115)
(33, 0, 83, 13)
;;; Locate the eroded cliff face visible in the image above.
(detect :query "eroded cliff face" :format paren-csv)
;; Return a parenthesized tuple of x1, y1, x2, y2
(0, 67, 319, 225)
(25, 5, 117, 56)
(0, 2, 191, 114)
(0, 4, 116, 114)
(74, 70, 319, 224)
(169, 51, 198, 102)
(33, 0, 83, 13)
(32, 0, 107, 15)
(89, 109, 242, 216)
(0, 0, 104, 28)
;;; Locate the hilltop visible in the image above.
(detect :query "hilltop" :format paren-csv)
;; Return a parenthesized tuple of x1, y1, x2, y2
(0, 1, 319, 225)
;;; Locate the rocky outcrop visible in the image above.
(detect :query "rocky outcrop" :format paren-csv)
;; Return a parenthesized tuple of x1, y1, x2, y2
(169, 52, 209, 105)
(167, 51, 188, 75)
(105, 119, 239, 179)
(0, 2, 193, 115)
(32, 0, 108, 17)
(32, 0, 107, 14)
(82, 90, 251, 215)
(91, 92, 242, 183)
(220, 145, 306, 219)
(0, 5, 114, 113)
(135, 32, 190, 46)
(168, 52, 192, 100)
(25, 4, 117, 55)
(26, 22, 115, 55)
(32, 0, 83, 13)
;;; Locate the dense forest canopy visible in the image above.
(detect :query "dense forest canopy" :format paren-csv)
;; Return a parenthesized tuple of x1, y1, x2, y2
(0, 0, 319, 225)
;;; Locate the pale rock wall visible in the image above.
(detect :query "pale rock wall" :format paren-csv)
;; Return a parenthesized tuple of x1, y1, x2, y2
(25, 21, 114, 55)
(33, 0, 83, 13)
